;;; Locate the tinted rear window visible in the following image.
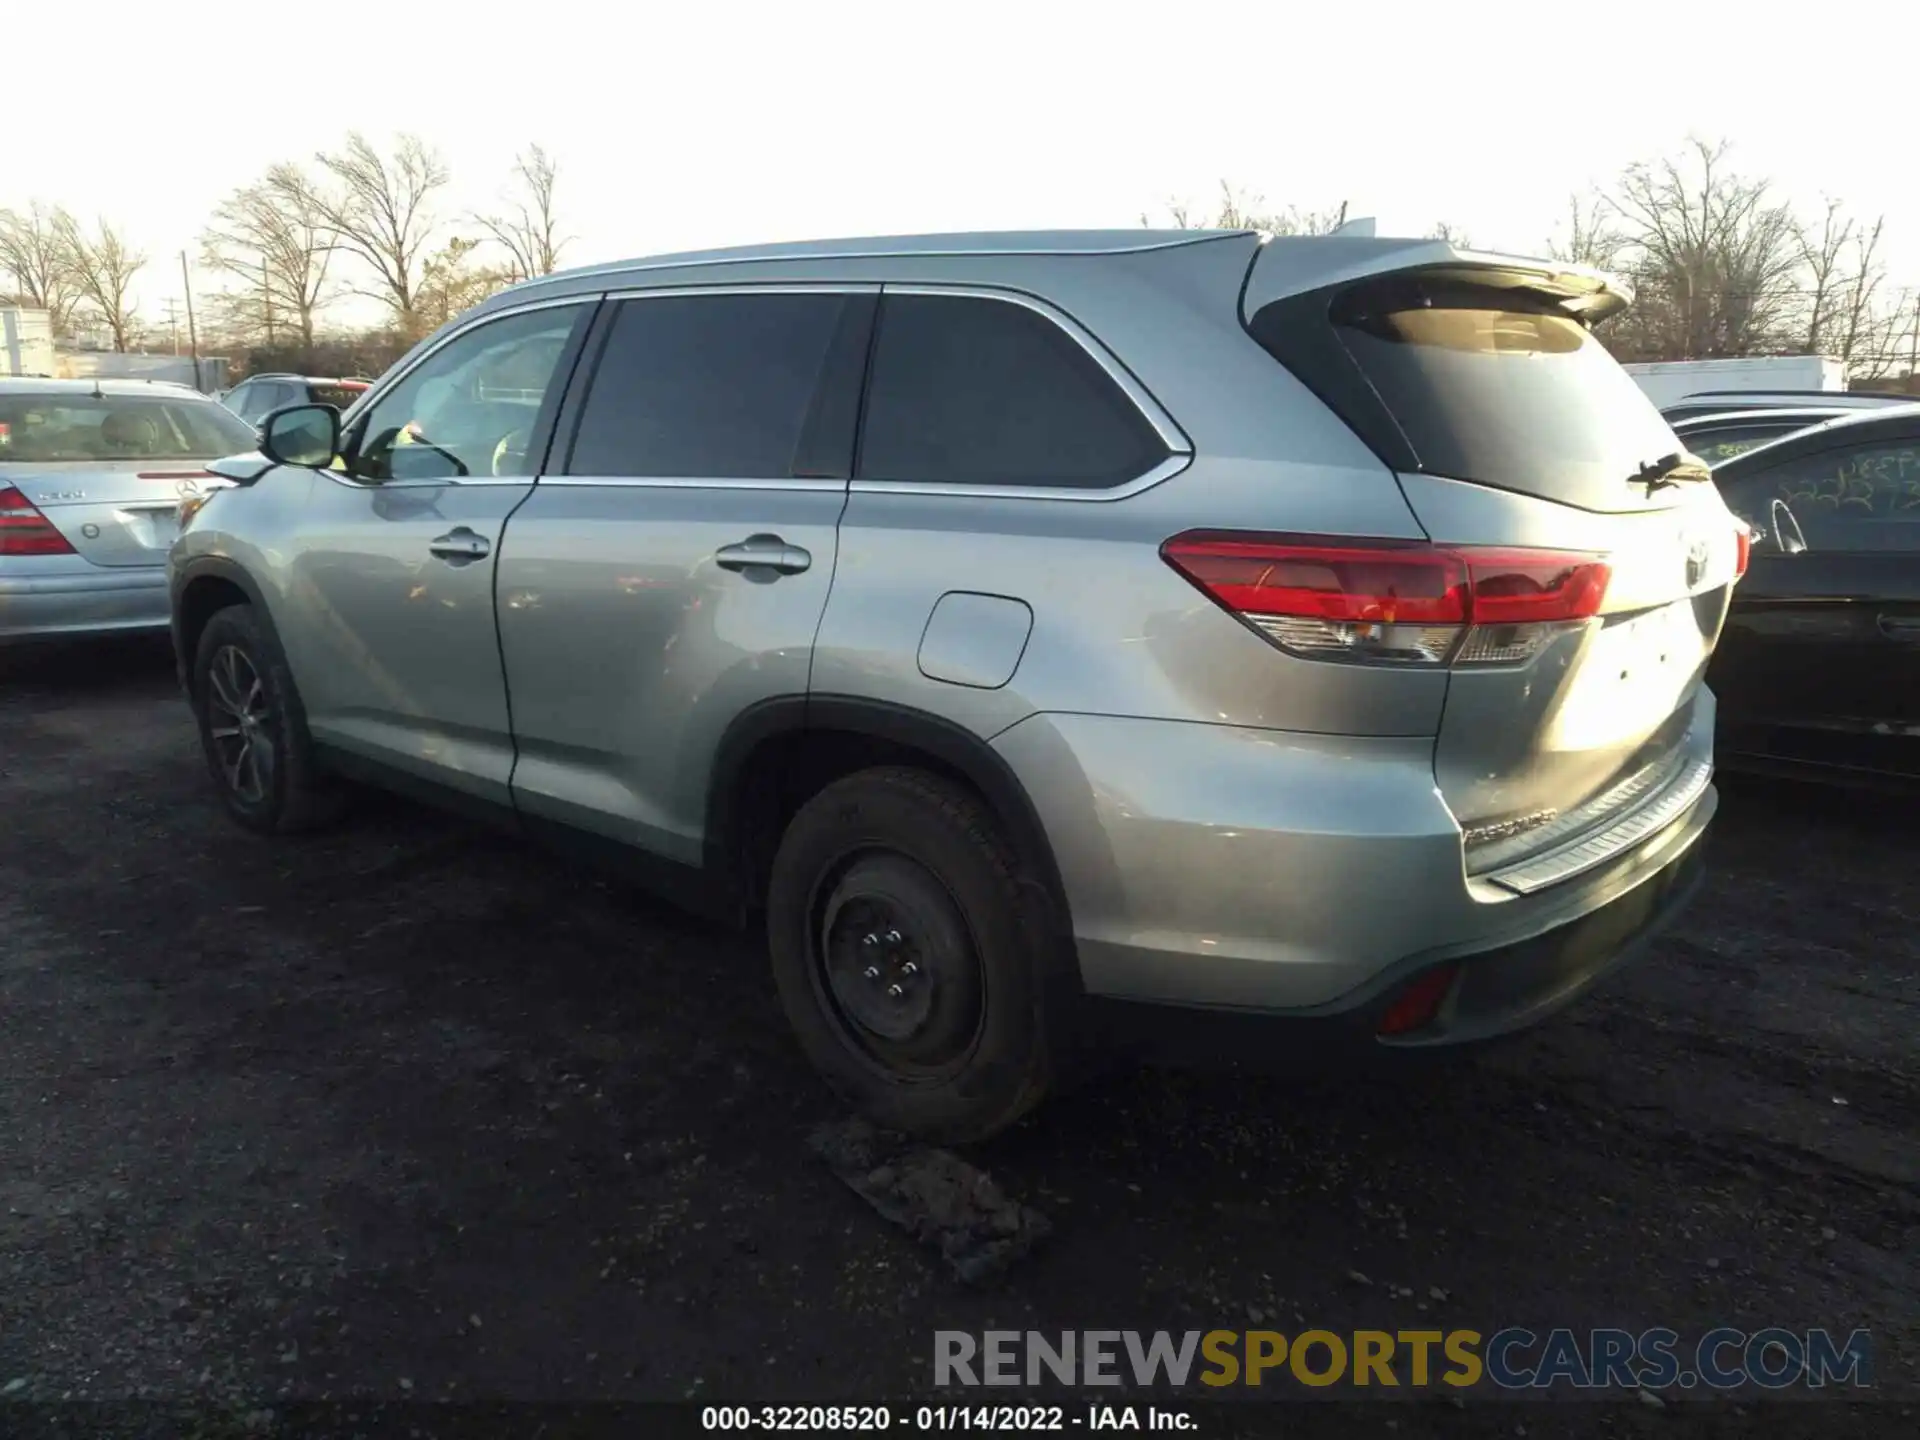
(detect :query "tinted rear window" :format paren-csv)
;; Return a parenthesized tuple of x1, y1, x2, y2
(857, 294, 1169, 489)
(0, 394, 257, 462)
(1251, 277, 1681, 512)
(308, 383, 368, 409)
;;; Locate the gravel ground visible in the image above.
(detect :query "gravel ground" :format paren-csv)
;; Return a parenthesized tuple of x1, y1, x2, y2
(1, 636, 1913, 1437)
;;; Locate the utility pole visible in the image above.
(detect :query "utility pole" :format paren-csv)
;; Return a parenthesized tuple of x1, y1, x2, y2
(180, 252, 202, 392)
(1908, 292, 1919, 387)
(162, 298, 180, 355)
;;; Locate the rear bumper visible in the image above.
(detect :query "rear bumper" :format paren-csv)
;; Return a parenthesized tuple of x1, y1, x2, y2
(0, 566, 169, 645)
(1084, 798, 1711, 1067)
(994, 702, 1717, 1017)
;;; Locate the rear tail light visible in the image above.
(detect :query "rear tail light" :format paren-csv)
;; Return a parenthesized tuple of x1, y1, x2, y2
(1733, 523, 1752, 580)
(0, 485, 76, 556)
(1162, 532, 1611, 668)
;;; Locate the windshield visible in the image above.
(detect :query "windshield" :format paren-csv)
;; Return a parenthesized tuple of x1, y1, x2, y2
(0, 394, 258, 463)
(1321, 280, 1679, 511)
(1685, 427, 1802, 466)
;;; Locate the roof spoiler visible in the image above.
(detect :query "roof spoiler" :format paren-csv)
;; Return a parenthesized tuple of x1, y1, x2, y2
(1243, 234, 1631, 326)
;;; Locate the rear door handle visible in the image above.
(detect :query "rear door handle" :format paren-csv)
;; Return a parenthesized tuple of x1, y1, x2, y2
(429, 527, 490, 563)
(1877, 614, 1920, 643)
(715, 534, 811, 575)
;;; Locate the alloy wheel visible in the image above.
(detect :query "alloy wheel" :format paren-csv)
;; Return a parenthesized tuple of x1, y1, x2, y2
(205, 645, 275, 805)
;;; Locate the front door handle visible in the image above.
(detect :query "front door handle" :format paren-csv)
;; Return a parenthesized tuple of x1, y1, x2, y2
(1877, 614, 1920, 643)
(715, 534, 811, 575)
(429, 527, 490, 564)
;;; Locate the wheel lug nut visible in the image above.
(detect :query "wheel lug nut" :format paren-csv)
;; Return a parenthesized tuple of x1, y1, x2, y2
(900, 961, 918, 976)
(884, 929, 903, 946)
(861, 933, 880, 948)
(886, 983, 904, 999)
(863, 965, 880, 981)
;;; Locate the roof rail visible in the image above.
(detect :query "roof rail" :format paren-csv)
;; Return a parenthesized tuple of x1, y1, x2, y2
(1671, 405, 1853, 427)
(1680, 388, 1909, 402)
(509, 228, 1257, 293)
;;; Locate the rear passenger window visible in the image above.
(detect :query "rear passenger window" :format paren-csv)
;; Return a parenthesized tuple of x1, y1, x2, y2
(566, 292, 864, 479)
(857, 294, 1169, 489)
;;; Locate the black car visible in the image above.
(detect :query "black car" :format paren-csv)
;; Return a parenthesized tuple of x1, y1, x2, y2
(1673, 406, 1858, 466)
(1661, 389, 1915, 425)
(1708, 404, 1920, 785)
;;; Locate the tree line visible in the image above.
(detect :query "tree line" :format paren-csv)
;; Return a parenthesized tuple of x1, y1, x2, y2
(4, 135, 1915, 383)
(0, 133, 565, 376)
(1154, 140, 1914, 381)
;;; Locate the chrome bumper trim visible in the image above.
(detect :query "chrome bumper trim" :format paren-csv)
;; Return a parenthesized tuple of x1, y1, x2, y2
(1482, 757, 1714, 896)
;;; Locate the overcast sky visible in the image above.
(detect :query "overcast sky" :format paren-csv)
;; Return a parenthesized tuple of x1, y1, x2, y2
(10, 0, 1920, 325)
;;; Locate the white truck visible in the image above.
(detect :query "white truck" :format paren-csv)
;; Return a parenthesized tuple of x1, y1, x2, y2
(1, 306, 57, 378)
(1621, 355, 1846, 409)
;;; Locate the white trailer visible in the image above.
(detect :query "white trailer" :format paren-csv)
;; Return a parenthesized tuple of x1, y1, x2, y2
(1621, 356, 1846, 409)
(1, 306, 57, 378)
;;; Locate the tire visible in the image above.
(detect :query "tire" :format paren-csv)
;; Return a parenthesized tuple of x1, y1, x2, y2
(190, 604, 343, 835)
(767, 766, 1058, 1142)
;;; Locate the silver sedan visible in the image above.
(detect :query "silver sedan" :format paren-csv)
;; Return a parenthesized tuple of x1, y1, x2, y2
(1, 378, 257, 645)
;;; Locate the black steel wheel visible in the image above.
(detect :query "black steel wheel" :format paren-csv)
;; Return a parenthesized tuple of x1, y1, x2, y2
(815, 852, 986, 1078)
(767, 766, 1059, 1141)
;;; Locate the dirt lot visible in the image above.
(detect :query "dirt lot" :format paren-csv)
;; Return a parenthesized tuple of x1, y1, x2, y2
(1, 637, 1913, 1436)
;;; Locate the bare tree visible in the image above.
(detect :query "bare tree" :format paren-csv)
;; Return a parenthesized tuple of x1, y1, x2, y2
(1793, 199, 1853, 358)
(1829, 220, 1907, 379)
(0, 202, 83, 335)
(201, 164, 338, 352)
(412, 236, 516, 333)
(1555, 141, 1915, 370)
(1546, 195, 1625, 271)
(1144, 180, 1348, 238)
(1429, 221, 1474, 248)
(474, 143, 569, 281)
(1604, 140, 1802, 361)
(55, 214, 145, 351)
(297, 132, 449, 333)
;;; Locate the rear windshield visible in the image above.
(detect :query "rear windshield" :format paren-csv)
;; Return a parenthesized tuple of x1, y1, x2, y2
(1251, 277, 1681, 513)
(0, 394, 258, 463)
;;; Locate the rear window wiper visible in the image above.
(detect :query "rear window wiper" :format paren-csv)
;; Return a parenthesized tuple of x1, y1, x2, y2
(1630, 452, 1710, 495)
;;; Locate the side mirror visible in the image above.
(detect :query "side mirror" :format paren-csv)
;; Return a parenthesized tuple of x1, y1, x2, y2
(260, 404, 341, 469)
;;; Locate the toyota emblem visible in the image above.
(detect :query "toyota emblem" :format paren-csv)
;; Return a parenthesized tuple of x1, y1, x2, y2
(1685, 538, 1709, 589)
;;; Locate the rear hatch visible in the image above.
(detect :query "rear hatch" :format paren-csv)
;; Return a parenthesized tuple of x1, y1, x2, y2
(1241, 238, 1742, 889)
(0, 390, 258, 567)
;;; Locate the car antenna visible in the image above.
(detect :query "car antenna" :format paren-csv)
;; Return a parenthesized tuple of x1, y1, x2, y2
(90, 377, 104, 399)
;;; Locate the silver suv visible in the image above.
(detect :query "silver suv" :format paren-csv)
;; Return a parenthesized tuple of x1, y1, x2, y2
(169, 230, 1738, 1140)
